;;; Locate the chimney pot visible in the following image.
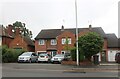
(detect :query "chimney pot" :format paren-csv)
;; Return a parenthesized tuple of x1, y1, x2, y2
(61, 25, 64, 31)
(89, 25, 92, 30)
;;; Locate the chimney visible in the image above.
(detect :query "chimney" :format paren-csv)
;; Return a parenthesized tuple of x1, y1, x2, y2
(15, 28, 21, 36)
(89, 24, 92, 30)
(61, 25, 64, 31)
(7, 24, 13, 36)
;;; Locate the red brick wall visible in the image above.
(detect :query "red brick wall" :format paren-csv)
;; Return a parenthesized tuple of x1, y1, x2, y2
(57, 31, 75, 54)
(27, 46, 35, 52)
(9, 35, 27, 49)
(2, 36, 13, 47)
(9, 35, 34, 52)
(35, 40, 47, 53)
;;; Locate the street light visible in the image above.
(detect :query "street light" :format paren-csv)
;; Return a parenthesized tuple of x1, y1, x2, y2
(75, 0, 79, 66)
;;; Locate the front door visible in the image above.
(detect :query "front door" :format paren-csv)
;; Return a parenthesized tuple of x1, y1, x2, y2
(101, 51, 106, 62)
(51, 51, 57, 57)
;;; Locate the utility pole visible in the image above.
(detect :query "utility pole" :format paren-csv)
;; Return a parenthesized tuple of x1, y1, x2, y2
(75, 0, 79, 66)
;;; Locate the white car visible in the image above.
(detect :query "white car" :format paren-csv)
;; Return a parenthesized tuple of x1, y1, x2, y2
(18, 52, 38, 63)
(51, 54, 65, 63)
(38, 53, 51, 63)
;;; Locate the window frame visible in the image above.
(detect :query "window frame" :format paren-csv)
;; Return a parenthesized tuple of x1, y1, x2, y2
(62, 38, 66, 45)
(51, 39, 57, 45)
(39, 39, 45, 45)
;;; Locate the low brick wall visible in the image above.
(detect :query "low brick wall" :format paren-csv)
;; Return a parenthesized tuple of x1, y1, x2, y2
(61, 60, 93, 66)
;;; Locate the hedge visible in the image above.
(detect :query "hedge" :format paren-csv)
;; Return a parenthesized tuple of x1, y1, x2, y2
(2, 45, 26, 63)
(70, 48, 85, 61)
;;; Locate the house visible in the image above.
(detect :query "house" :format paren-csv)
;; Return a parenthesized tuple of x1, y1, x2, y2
(9, 28, 35, 52)
(0, 25, 14, 47)
(0, 24, 35, 52)
(106, 34, 119, 62)
(35, 25, 112, 62)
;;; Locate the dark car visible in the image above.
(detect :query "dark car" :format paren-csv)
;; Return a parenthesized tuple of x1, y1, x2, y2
(115, 52, 120, 63)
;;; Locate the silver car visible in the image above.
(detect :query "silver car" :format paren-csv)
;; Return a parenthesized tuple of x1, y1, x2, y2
(18, 52, 38, 63)
(51, 54, 65, 63)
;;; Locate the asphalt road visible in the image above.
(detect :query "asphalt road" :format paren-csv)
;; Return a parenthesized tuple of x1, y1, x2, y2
(2, 63, 119, 77)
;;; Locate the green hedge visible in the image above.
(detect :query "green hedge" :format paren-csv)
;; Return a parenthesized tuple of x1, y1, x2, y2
(70, 48, 85, 61)
(2, 45, 26, 63)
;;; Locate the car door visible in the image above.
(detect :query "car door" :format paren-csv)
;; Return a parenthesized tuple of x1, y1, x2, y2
(31, 53, 37, 62)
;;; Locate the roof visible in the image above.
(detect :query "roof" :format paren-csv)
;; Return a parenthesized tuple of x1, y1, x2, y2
(35, 27, 106, 39)
(106, 33, 118, 48)
(23, 36, 35, 46)
(118, 38, 120, 47)
(0, 25, 14, 38)
(0, 25, 2, 36)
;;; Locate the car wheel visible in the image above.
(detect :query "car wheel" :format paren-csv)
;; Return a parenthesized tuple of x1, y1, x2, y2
(36, 59, 38, 63)
(29, 59, 32, 63)
(48, 59, 51, 63)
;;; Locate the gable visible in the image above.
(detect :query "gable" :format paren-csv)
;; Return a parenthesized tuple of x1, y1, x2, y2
(10, 35, 27, 46)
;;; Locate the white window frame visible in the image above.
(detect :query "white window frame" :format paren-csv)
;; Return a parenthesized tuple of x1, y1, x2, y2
(39, 39, 45, 45)
(51, 39, 57, 45)
(68, 38, 71, 44)
(62, 38, 66, 44)
(62, 38, 72, 45)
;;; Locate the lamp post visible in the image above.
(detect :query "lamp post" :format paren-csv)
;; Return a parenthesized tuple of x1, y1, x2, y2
(75, 0, 79, 66)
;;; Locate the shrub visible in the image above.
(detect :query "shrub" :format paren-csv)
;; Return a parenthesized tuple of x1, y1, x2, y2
(70, 48, 84, 61)
(2, 46, 25, 63)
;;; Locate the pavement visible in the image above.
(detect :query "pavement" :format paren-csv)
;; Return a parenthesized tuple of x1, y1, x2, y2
(64, 63, 120, 73)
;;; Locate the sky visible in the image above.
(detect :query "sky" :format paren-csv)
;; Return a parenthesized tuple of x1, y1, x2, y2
(0, 0, 119, 39)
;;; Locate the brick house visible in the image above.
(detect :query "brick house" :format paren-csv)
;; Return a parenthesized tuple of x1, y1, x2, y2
(9, 27, 35, 52)
(0, 24, 35, 52)
(35, 25, 116, 62)
(0, 25, 14, 47)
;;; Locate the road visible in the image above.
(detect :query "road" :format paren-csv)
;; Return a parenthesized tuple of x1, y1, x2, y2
(2, 63, 119, 77)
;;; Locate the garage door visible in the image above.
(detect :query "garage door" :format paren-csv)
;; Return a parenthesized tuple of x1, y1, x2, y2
(108, 50, 117, 62)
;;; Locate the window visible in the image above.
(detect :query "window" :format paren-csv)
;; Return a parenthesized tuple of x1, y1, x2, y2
(62, 38, 66, 44)
(62, 38, 71, 45)
(39, 39, 45, 45)
(51, 39, 57, 45)
(68, 38, 71, 44)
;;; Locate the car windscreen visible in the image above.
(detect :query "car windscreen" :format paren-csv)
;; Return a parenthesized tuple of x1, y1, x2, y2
(21, 52, 32, 56)
(55, 55, 64, 57)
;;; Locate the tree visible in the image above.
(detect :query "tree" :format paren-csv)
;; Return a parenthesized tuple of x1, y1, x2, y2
(78, 32, 104, 60)
(12, 21, 32, 38)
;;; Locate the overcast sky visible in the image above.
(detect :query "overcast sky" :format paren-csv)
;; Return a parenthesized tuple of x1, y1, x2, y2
(0, 0, 119, 39)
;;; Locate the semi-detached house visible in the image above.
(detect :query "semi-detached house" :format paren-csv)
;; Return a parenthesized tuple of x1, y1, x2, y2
(35, 25, 119, 62)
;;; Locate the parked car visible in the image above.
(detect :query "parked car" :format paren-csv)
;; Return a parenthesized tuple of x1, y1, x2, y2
(64, 53, 71, 60)
(38, 53, 51, 63)
(115, 52, 120, 63)
(51, 54, 65, 63)
(18, 52, 38, 63)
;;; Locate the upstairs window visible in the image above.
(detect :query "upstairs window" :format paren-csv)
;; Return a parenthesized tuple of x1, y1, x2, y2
(39, 39, 45, 45)
(62, 38, 66, 44)
(62, 38, 72, 45)
(51, 39, 57, 45)
(68, 38, 71, 44)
